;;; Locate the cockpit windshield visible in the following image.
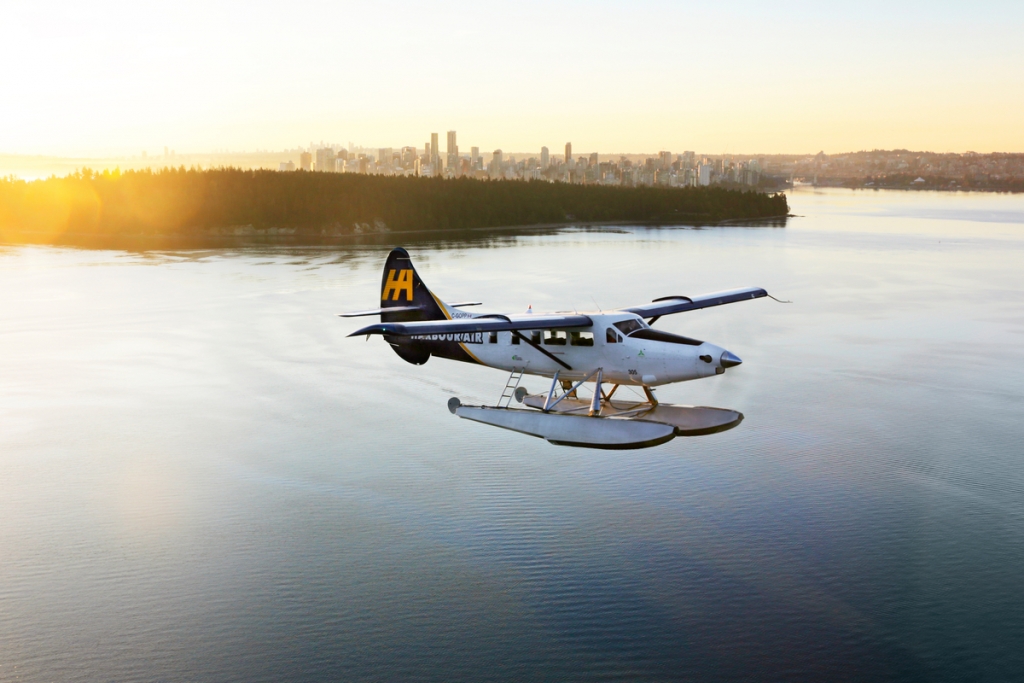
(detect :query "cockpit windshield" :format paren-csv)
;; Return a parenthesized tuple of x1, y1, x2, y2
(613, 318, 646, 336)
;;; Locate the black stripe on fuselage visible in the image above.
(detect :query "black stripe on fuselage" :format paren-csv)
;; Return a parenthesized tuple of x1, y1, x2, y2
(629, 328, 704, 346)
(426, 339, 481, 364)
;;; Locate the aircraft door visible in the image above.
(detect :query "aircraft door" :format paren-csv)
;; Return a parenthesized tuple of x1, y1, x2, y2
(606, 327, 634, 379)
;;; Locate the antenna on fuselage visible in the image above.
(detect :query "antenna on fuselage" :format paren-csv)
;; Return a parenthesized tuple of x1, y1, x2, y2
(590, 296, 602, 313)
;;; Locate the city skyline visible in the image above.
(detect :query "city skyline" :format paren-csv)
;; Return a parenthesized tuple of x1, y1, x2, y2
(4, 138, 1024, 191)
(2, 0, 1023, 157)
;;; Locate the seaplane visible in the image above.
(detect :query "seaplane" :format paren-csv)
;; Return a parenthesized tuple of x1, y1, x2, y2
(341, 247, 772, 449)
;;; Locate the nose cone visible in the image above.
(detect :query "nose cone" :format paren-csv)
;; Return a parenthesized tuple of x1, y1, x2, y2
(720, 351, 743, 368)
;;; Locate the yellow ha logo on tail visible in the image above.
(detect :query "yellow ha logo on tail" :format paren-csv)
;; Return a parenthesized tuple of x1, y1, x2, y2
(382, 269, 414, 301)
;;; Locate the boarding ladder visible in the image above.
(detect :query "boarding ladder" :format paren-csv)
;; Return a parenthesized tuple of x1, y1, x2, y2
(496, 368, 525, 408)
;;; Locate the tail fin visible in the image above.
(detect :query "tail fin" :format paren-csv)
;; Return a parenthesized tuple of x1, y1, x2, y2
(380, 247, 447, 324)
(378, 248, 479, 367)
(380, 248, 447, 365)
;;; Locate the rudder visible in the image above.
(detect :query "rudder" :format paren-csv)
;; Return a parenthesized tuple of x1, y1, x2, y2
(379, 247, 446, 365)
(380, 247, 446, 324)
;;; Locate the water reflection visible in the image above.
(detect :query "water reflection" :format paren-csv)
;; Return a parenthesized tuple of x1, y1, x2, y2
(3, 214, 789, 253)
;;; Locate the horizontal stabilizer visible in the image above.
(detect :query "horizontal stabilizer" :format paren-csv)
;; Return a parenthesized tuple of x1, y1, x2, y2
(338, 305, 424, 318)
(622, 287, 767, 319)
(348, 313, 592, 337)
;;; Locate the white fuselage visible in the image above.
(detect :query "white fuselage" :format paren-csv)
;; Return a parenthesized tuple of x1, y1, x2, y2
(438, 308, 733, 386)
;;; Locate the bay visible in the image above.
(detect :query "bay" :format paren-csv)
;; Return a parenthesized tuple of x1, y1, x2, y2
(1, 188, 1023, 681)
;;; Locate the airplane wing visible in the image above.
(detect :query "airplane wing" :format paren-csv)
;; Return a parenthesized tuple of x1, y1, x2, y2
(622, 287, 768, 321)
(348, 313, 593, 337)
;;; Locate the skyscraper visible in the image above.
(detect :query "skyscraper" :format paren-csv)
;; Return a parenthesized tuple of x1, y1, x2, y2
(446, 131, 458, 175)
(490, 149, 503, 178)
(541, 146, 549, 169)
(430, 132, 440, 172)
(471, 146, 480, 169)
(699, 163, 712, 186)
(564, 142, 572, 164)
(316, 148, 335, 172)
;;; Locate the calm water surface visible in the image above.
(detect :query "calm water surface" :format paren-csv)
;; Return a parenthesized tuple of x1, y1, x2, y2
(2, 189, 1023, 681)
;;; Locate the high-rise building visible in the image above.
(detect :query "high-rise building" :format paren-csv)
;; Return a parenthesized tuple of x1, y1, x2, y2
(490, 149, 503, 177)
(590, 152, 598, 169)
(471, 146, 480, 168)
(299, 152, 312, 171)
(541, 146, 549, 168)
(659, 151, 672, 170)
(430, 132, 440, 171)
(316, 148, 336, 172)
(446, 131, 458, 174)
(698, 164, 712, 186)
(564, 142, 572, 164)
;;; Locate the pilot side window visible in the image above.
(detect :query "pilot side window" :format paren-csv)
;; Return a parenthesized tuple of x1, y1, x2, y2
(544, 330, 567, 345)
(613, 319, 644, 336)
(606, 328, 618, 344)
(570, 331, 594, 347)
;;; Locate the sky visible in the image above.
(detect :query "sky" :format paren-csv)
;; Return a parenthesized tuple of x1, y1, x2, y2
(2, 0, 1023, 156)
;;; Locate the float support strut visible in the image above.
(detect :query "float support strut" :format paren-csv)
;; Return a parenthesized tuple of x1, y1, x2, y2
(589, 370, 603, 417)
(542, 371, 560, 412)
(544, 369, 601, 414)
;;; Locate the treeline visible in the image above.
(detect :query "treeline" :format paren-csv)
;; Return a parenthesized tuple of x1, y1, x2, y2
(0, 168, 789, 242)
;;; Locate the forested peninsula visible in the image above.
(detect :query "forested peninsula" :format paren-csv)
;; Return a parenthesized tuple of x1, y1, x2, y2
(0, 168, 789, 245)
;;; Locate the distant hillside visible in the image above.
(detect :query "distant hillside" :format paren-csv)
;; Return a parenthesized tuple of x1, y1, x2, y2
(0, 168, 789, 244)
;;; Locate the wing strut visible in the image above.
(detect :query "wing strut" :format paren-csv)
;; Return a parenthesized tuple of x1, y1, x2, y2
(511, 330, 572, 370)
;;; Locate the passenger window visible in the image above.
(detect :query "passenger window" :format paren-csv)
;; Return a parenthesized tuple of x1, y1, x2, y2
(570, 332, 594, 347)
(511, 332, 520, 345)
(488, 331, 498, 344)
(544, 330, 567, 345)
(606, 328, 618, 344)
(530, 331, 541, 345)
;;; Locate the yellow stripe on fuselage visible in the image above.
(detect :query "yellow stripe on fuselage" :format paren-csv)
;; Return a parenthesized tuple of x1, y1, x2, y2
(430, 291, 485, 366)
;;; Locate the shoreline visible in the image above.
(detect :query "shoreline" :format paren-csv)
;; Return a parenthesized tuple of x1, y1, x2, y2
(797, 184, 1024, 194)
(0, 215, 791, 250)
